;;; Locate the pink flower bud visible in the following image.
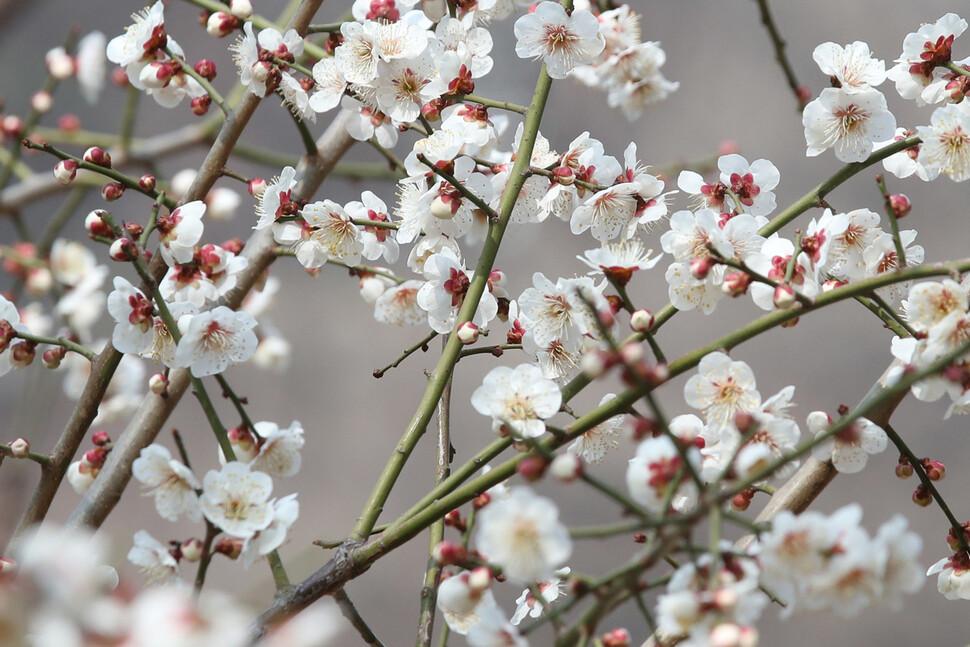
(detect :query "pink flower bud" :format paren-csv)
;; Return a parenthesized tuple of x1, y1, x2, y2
(456, 321, 480, 345)
(8, 437, 29, 458)
(602, 628, 631, 647)
(432, 541, 467, 565)
(58, 114, 81, 132)
(690, 256, 713, 280)
(83, 146, 111, 168)
(733, 411, 756, 434)
(206, 12, 239, 37)
(10, 341, 35, 368)
(1, 115, 23, 138)
(214, 537, 243, 559)
(553, 166, 575, 186)
(629, 309, 654, 333)
(889, 193, 911, 219)
(109, 237, 137, 261)
(191, 95, 212, 116)
(421, 100, 442, 122)
(248, 177, 268, 198)
(721, 271, 751, 297)
(30, 91, 53, 114)
(46, 49, 75, 79)
(101, 181, 126, 202)
(772, 284, 796, 309)
(550, 452, 583, 482)
(139, 60, 176, 89)
(731, 490, 752, 511)
(139, 174, 157, 192)
(54, 159, 78, 185)
(912, 484, 932, 507)
(516, 455, 549, 482)
(92, 431, 111, 446)
(194, 59, 218, 81)
(895, 460, 913, 479)
(925, 459, 946, 481)
(620, 341, 644, 365)
(180, 538, 204, 562)
(149, 373, 168, 395)
(41, 348, 62, 369)
(85, 210, 114, 238)
(581, 348, 610, 379)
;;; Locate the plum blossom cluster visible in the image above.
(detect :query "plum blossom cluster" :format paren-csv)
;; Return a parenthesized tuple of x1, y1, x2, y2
(754, 504, 924, 616)
(0, 525, 342, 647)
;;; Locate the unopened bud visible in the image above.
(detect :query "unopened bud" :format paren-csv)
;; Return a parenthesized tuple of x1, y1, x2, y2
(2, 115, 23, 138)
(895, 460, 913, 479)
(46, 48, 75, 79)
(8, 438, 29, 458)
(85, 210, 114, 238)
(214, 537, 243, 559)
(629, 309, 654, 333)
(191, 95, 212, 116)
(206, 12, 238, 37)
(889, 193, 911, 219)
(432, 541, 467, 565)
(620, 341, 644, 365)
(421, 100, 443, 122)
(690, 255, 713, 280)
(709, 623, 743, 647)
(229, 0, 254, 18)
(731, 490, 752, 512)
(194, 59, 217, 81)
(925, 459, 946, 481)
(602, 628, 631, 647)
(109, 237, 138, 261)
(83, 146, 111, 168)
(10, 341, 36, 368)
(516, 455, 549, 482)
(54, 159, 78, 185)
(248, 177, 267, 197)
(721, 271, 751, 297)
(101, 181, 126, 202)
(912, 484, 932, 507)
(456, 321, 480, 345)
(58, 114, 81, 132)
(581, 348, 611, 379)
(467, 566, 492, 592)
(550, 452, 583, 482)
(41, 348, 62, 369)
(149, 373, 168, 395)
(734, 411, 756, 434)
(552, 166, 575, 186)
(180, 538, 204, 562)
(92, 430, 111, 446)
(472, 492, 491, 509)
(772, 284, 796, 309)
(31, 91, 53, 114)
(430, 195, 456, 220)
(139, 174, 156, 192)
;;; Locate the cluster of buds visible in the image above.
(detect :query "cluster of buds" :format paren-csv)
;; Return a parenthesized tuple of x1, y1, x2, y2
(601, 628, 631, 647)
(68, 431, 112, 493)
(432, 540, 469, 566)
(444, 509, 467, 532)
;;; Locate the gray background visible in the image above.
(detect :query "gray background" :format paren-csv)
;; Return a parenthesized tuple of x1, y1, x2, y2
(1, 1, 969, 644)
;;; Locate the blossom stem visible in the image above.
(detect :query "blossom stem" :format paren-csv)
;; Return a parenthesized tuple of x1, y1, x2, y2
(12, 331, 95, 360)
(193, 521, 219, 594)
(283, 103, 320, 157)
(875, 174, 907, 268)
(416, 153, 497, 219)
(350, 218, 398, 230)
(367, 137, 406, 175)
(883, 423, 969, 554)
(714, 253, 814, 308)
(752, 0, 807, 110)
(569, 519, 651, 539)
(867, 292, 918, 337)
(21, 139, 178, 209)
(268, 550, 291, 589)
(529, 165, 605, 193)
(609, 277, 667, 362)
(172, 429, 192, 471)
(0, 443, 51, 466)
(373, 330, 439, 378)
(457, 343, 523, 359)
(454, 94, 528, 115)
(120, 86, 140, 154)
(335, 588, 387, 647)
(213, 374, 258, 436)
(306, 22, 345, 33)
(944, 61, 970, 78)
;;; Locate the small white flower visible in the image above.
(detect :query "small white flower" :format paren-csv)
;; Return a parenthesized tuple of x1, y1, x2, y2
(916, 103, 970, 182)
(374, 279, 425, 326)
(510, 567, 570, 625)
(172, 306, 258, 377)
(813, 41, 886, 92)
(249, 420, 304, 478)
(255, 166, 298, 230)
(568, 394, 623, 463)
(200, 461, 274, 539)
(128, 530, 180, 585)
(241, 493, 299, 568)
(106, 1, 166, 68)
(514, 3, 605, 79)
(274, 200, 363, 269)
(684, 351, 761, 428)
(803, 87, 896, 162)
(626, 435, 701, 513)
(809, 412, 887, 474)
(475, 486, 572, 582)
(157, 200, 205, 265)
(132, 444, 202, 522)
(437, 573, 500, 635)
(471, 364, 562, 439)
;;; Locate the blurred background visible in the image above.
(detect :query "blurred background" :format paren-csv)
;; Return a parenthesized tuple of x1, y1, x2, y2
(1, 0, 969, 644)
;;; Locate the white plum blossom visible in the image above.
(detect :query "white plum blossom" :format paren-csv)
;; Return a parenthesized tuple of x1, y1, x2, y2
(466, 603, 529, 647)
(106, 1, 166, 68)
(627, 435, 701, 513)
(809, 411, 887, 474)
(678, 154, 780, 217)
(886, 13, 968, 105)
(863, 229, 924, 300)
(746, 235, 820, 310)
(513, 2, 605, 79)
(274, 200, 363, 269)
(345, 191, 399, 264)
(76, 31, 107, 104)
(375, 279, 425, 326)
(200, 461, 274, 539)
(156, 200, 205, 265)
(107, 276, 194, 366)
(475, 486, 572, 582)
(877, 128, 933, 181)
(517, 273, 609, 349)
(825, 208, 883, 281)
(172, 306, 258, 377)
(471, 363, 562, 439)
(928, 552, 970, 600)
(417, 247, 498, 333)
(127, 530, 180, 585)
(255, 166, 298, 230)
(132, 444, 202, 522)
(916, 103, 970, 182)
(241, 493, 299, 568)
(577, 238, 663, 285)
(803, 87, 896, 162)
(568, 394, 623, 463)
(249, 420, 305, 478)
(510, 567, 570, 625)
(341, 95, 400, 148)
(813, 41, 886, 92)
(374, 53, 446, 122)
(684, 352, 761, 428)
(308, 58, 347, 113)
(436, 572, 500, 635)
